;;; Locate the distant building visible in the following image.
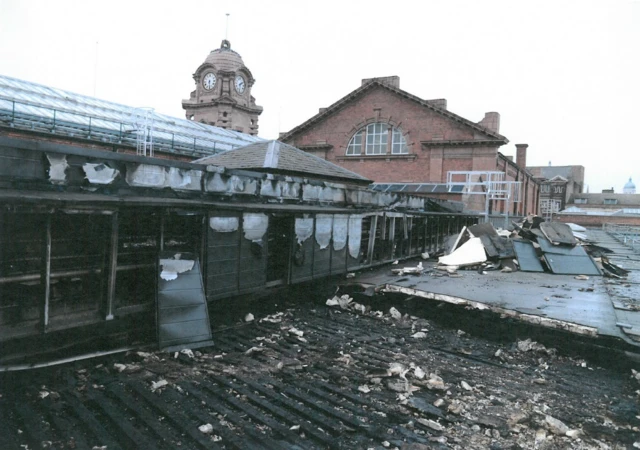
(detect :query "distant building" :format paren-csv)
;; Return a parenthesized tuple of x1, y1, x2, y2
(280, 76, 539, 216)
(527, 165, 585, 220)
(556, 192, 640, 226)
(182, 40, 263, 136)
(623, 177, 636, 194)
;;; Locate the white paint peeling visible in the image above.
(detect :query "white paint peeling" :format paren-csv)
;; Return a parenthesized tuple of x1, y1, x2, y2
(46, 154, 69, 185)
(280, 181, 300, 198)
(205, 173, 227, 192)
(126, 164, 166, 187)
(82, 163, 119, 185)
(160, 255, 195, 281)
(209, 216, 239, 232)
(295, 216, 314, 244)
(315, 214, 333, 249)
(243, 213, 268, 242)
(332, 215, 348, 251)
(260, 180, 279, 197)
(348, 215, 363, 259)
(166, 168, 201, 191)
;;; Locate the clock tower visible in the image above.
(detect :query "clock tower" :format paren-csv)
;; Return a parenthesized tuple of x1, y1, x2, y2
(182, 40, 262, 136)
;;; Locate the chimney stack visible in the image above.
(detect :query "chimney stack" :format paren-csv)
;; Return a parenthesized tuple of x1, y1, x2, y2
(516, 144, 528, 169)
(478, 112, 500, 133)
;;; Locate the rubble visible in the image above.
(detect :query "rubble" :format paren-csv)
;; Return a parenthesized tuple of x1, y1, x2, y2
(1, 299, 637, 449)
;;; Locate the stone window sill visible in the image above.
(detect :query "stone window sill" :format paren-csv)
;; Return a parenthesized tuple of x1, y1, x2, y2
(336, 154, 416, 162)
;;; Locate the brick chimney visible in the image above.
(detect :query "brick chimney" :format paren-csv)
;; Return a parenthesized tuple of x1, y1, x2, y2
(361, 76, 400, 88)
(478, 112, 500, 133)
(516, 144, 529, 169)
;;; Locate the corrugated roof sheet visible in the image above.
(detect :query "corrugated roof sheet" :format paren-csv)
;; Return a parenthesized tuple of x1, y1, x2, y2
(194, 140, 371, 183)
(0, 74, 262, 156)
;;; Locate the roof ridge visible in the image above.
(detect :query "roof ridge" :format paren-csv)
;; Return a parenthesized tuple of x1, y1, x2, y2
(280, 80, 507, 142)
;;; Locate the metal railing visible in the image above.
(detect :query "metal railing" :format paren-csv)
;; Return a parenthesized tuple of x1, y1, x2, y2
(0, 99, 237, 157)
(603, 223, 640, 252)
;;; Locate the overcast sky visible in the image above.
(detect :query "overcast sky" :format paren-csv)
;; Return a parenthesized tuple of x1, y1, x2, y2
(1, 0, 638, 193)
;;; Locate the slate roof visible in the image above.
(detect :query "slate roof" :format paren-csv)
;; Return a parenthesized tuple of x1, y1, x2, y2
(194, 140, 371, 184)
(279, 79, 508, 143)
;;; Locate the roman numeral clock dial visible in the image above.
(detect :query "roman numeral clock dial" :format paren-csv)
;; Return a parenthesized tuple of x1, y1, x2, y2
(203, 72, 216, 90)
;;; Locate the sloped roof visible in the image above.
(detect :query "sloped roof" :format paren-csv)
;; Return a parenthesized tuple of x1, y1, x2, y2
(280, 79, 508, 143)
(194, 140, 371, 184)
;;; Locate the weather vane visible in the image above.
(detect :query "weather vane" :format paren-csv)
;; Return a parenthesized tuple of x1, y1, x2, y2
(225, 13, 230, 40)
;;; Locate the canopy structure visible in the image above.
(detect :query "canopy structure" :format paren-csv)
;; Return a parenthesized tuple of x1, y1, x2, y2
(0, 74, 262, 158)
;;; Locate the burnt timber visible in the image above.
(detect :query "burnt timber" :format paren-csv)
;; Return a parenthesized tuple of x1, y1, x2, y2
(0, 132, 477, 363)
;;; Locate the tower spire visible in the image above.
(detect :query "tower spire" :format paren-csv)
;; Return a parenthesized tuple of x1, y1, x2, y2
(225, 13, 230, 40)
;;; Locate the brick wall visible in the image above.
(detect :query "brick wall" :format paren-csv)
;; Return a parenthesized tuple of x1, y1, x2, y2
(284, 84, 540, 215)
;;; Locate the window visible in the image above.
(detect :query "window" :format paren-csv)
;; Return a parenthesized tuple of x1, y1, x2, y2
(604, 199, 618, 205)
(346, 123, 408, 156)
(392, 128, 408, 154)
(574, 198, 587, 204)
(346, 130, 364, 155)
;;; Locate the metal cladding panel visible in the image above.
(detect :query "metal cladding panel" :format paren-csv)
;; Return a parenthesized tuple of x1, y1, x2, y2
(238, 240, 267, 291)
(0, 147, 44, 179)
(331, 247, 347, 275)
(512, 239, 545, 272)
(536, 235, 586, 256)
(313, 245, 332, 278)
(290, 237, 314, 283)
(206, 223, 240, 300)
(157, 255, 213, 351)
(543, 254, 601, 276)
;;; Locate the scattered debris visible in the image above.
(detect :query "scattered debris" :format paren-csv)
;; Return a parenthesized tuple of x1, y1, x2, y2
(150, 379, 168, 392)
(198, 423, 214, 434)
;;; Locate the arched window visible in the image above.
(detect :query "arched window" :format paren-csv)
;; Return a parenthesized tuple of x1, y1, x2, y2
(346, 123, 408, 156)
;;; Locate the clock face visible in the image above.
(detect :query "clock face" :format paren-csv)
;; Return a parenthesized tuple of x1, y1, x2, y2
(234, 75, 246, 94)
(203, 72, 216, 90)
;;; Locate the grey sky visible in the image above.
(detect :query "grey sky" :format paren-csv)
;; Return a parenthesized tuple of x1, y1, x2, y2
(1, 0, 638, 193)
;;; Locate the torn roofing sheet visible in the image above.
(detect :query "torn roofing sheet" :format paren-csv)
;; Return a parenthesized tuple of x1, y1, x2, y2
(348, 215, 362, 259)
(46, 154, 68, 184)
(243, 213, 268, 242)
(438, 237, 487, 267)
(512, 239, 545, 272)
(332, 215, 348, 251)
(540, 222, 577, 246)
(83, 163, 119, 185)
(209, 216, 239, 233)
(315, 214, 333, 249)
(295, 216, 314, 244)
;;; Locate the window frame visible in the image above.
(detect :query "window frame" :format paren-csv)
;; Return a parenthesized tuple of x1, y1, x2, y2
(346, 123, 408, 156)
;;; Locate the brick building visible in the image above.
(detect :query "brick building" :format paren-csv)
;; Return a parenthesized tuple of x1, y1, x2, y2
(527, 165, 585, 219)
(280, 76, 539, 215)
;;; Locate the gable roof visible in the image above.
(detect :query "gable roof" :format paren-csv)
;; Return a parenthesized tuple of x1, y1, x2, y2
(194, 140, 371, 184)
(280, 79, 508, 143)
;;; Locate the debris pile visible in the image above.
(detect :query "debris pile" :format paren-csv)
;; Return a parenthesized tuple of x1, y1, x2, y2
(431, 217, 628, 278)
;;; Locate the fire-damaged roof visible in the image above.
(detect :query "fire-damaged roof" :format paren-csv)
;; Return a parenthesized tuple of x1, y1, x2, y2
(195, 140, 372, 185)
